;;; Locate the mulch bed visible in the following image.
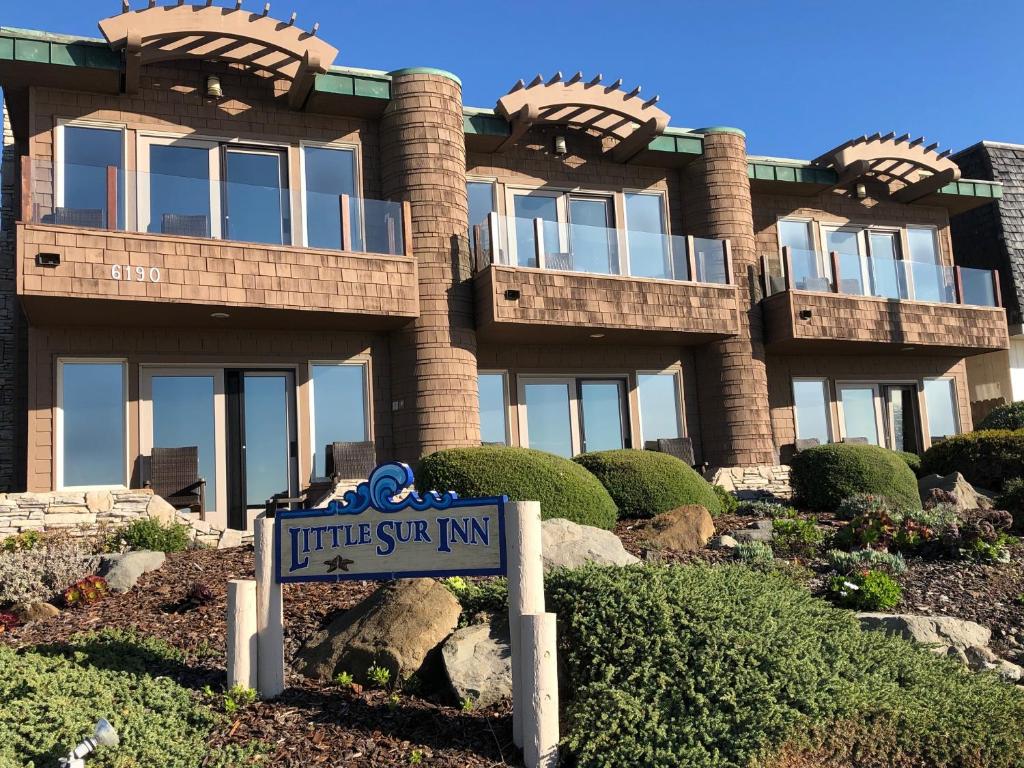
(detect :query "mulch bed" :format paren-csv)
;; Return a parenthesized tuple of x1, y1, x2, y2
(2, 547, 513, 767)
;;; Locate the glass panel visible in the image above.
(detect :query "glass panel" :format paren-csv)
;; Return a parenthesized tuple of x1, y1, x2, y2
(361, 197, 404, 256)
(907, 227, 939, 263)
(243, 374, 290, 506)
(778, 220, 813, 251)
(793, 379, 830, 445)
(693, 238, 729, 284)
(468, 181, 496, 256)
(148, 145, 212, 237)
(839, 385, 880, 445)
(61, 125, 123, 229)
(311, 364, 368, 478)
(835, 251, 866, 295)
(867, 233, 906, 299)
(478, 373, 508, 445)
(789, 248, 830, 291)
(151, 376, 217, 507)
(625, 193, 671, 279)
(960, 267, 997, 307)
(62, 363, 124, 486)
(523, 382, 573, 457)
(512, 195, 559, 268)
(924, 379, 959, 443)
(303, 146, 358, 251)
(637, 373, 681, 443)
(886, 386, 919, 454)
(909, 261, 956, 303)
(224, 150, 288, 246)
(569, 198, 617, 274)
(580, 381, 625, 452)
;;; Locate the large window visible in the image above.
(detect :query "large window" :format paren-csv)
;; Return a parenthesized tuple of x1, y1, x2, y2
(518, 376, 631, 457)
(923, 378, 959, 443)
(144, 139, 216, 237)
(58, 124, 124, 229)
(478, 371, 509, 445)
(624, 193, 673, 279)
(303, 145, 358, 250)
(792, 378, 831, 445)
(509, 189, 618, 274)
(309, 362, 369, 479)
(58, 361, 126, 488)
(837, 383, 881, 445)
(637, 371, 683, 444)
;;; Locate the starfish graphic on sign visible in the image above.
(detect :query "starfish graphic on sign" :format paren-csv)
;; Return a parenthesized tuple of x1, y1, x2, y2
(324, 555, 355, 573)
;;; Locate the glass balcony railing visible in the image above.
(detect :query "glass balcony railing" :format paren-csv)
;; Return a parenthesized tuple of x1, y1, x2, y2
(764, 247, 1000, 308)
(24, 159, 407, 257)
(471, 212, 732, 285)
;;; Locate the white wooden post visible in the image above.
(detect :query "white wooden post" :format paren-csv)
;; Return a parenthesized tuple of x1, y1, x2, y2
(506, 500, 544, 749)
(226, 579, 257, 691)
(254, 513, 285, 699)
(522, 612, 559, 768)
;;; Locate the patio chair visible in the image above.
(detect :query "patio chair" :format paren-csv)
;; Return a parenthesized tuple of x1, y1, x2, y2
(544, 252, 573, 271)
(145, 446, 206, 521)
(52, 207, 105, 228)
(794, 438, 820, 453)
(799, 276, 831, 292)
(841, 437, 870, 445)
(162, 213, 210, 238)
(325, 441, 377, 483)
(649, 437, 696, 467)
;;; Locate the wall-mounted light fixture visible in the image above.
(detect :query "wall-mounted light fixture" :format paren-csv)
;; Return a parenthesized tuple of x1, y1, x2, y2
(205, 75, 223, 99)
(855, 183, 867, 199)
(798, 309, 813, 320)
(553, 135, 567, 155)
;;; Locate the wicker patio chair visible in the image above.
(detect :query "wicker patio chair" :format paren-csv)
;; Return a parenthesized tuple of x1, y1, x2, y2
(325, 441, 377, 483)
(145, 446, 206, 520)
(794, 438, 821, 453)
(162, 213, 210, 237)
(52, 207, 105, 228)
(544, 252, 573, 271)
(841, 437, 870, 445)
(651, 437, 696, 467)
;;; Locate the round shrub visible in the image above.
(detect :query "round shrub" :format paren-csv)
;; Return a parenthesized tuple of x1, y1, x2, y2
(995, 477, 1024, 531)
(573, 449, 721, 519)
(921, 430, 1024, 491)
(894, 450, 922, 476)
(791, 443, 921, 513)
(417, 446, 618, 530)
(977, 401, 1024, 431)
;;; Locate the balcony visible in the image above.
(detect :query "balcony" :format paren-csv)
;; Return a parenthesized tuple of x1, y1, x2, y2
(761, 247, 1008, 355)
(472, 213, 740, 344)
(16, 159, 418, 329)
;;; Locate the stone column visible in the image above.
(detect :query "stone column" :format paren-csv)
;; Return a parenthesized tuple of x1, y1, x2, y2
(684, 129, 776, 467)
(381, 69, 480, 463)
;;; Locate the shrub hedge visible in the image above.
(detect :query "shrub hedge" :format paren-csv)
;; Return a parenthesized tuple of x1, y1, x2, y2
(573, 449, 721, 519)
(995, 477, 1024, 531)
(417, 446, 618, 529)
(920, 430, 1024, 491)
(547, 564, 1024, 768)
(895, 450, 922, 476)
(790, 443, 921, 512)
(977, 401, 1024, 431)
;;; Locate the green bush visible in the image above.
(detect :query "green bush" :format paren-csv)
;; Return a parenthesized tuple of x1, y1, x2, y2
(920, 430, 1024, 491)
(995, 477, 1024, 531)
(791, 443, 921, 512)
(547, 564, 1024, 768)
(572, 449, 721, 519)
(734, 540, 774, 568)
(829, 569, 902, 611)
(895, 450, 922, 476)
(417, 446, 618, 529)
(109, 517, 192, 553)
(827, 548, 907, 575)
(977, 401, 1024, 431)
(772, 517, 825, 558)
(712, 485, 738, 515)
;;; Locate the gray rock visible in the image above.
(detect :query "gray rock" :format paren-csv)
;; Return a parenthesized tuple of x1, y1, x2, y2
(442, 622, 512, 708)
(100, 550, 166, 593)
(541, 518, 639, 571)
(751, 519, 774, 531)
(918, 472, 991, 511)
(857, 613, 991, 651)
(732, 527, 773, 543)
(295, 578, 461, 683)
(708, 535, 739, 550)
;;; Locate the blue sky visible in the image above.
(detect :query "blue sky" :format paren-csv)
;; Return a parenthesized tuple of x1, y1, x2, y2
(5, 0, 1022, 159)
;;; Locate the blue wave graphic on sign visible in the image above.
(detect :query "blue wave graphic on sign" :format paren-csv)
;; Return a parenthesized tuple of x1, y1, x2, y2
(326, 462, 460, 515)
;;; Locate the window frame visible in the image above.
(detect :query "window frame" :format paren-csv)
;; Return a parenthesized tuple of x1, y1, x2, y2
(623, 189, 672, 279)
(477, 369, 511, 446)
(834, 380, 884, 446)
(298, 140, 363, 250)
(635, 368, 685, 445)
(819, 222, 869, 291)
(54, 119, 129, 229)
(55, 358, 130, 490)
(791, 376, 833, 445)
(920, 376, 961, 447)
(306, 358, 372, 482)
(136, 134, 222, 238)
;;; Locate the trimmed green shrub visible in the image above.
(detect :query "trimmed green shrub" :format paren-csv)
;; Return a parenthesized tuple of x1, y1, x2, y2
(547, 564, 1024, 768)
(737, 499, 797, 518)
(977, 401, 1024, 431)
(417, 446, 618, 529)
(995, 477, 1024, 531)
(109, 517, 191, 553)
(573, 449, 721, 519)
(791, 443, 921, 512)
(772, 516, 825, 558)
(895, 450, 922, 476)
(921, 429, 1024, 491)
(711, 485, 738, 515)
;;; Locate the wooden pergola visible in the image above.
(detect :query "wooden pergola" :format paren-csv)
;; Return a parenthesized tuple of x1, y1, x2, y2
(813, 133, 962, 203)
(495, 72, 671, 163)
(98, 2, 339, 109)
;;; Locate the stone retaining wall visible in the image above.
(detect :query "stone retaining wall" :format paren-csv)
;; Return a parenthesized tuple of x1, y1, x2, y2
(710, 465, 792, 501)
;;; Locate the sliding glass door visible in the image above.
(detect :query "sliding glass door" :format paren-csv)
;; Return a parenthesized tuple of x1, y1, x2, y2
(518, 376, 630, 457)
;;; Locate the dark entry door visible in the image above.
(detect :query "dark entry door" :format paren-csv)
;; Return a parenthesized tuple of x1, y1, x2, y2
(226, 369, 298, 530)
(881, 384, 921, 455)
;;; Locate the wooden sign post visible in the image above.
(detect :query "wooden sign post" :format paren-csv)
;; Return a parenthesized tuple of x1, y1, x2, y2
(230, 462, 558, 768)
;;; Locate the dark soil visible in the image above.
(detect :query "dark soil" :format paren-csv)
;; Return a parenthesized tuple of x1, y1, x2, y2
(2, 547, 513, 767)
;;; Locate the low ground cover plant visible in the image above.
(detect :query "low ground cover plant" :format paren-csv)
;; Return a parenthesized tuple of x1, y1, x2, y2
(791, 443, 921, 512)
(442, 576, 508, 626)
(108, 517, 192, 553)
(417, 446, 618, 529)
(0, 533, 99, 606)
(921, 429, 1024, 491)
(737, 499, 797, 518)
(827, 548, 907, 575)
(573, 449, 722, 519)
(0, 530, 40, 553)
(734, 540, 774, 568)
(63, 575, 109, 607)
(546, 564, 1024, 768)
(771, 517, 825, 558)
(828, 569, 902, 611)
(977, 401, 1024, 431)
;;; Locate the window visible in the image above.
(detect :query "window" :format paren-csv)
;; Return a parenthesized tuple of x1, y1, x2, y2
(511, 192, 560, 268)
(923, 378, 959, 443)
(837, 383, 881, 445)
(624, 193, 674, 279)
(567, 196, 618, 275)
(468, 180, 497, 255)
(143, 138, 217, 237)
(509, 189, 618, 274)
(309, 363, 369, 479)
(792, 378, 831, 445)
(303, 145, 358, 250)
(58, 124, 124, 229)
(517, 375, 633, 456)
(578, 380, 628, 452)
(478, 372, 509, 445)
(520, 378, 576, 457)
(58, 361, 126, 488)
(637, 371, 683, 444)
(224, 147, 290, 246)
(906, 226, 952, 303)
(866, 230, 906, 299)
(822, 225, 866, 294)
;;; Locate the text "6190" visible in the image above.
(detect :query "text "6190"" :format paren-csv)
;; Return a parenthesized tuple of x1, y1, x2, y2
(111, 264, 161, 283)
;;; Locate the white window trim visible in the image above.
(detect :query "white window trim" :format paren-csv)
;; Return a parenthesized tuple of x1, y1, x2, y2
(791, 377, 832, 444)
(298, 140, 363, 249)
(478, 369, 511, 445)
(307, 359, 372, 482)
(54, 119, 129, 225)
(834, 380, 884, 446)
(635, 368, 685, 445)
(55, 358, 129, 491)
(136, 134, 222, 238)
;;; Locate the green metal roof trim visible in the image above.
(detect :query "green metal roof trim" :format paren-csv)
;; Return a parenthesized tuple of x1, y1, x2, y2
(313, 70, 390, 100)
(0, 27, 120, 71)
(937, 179, 1003, 199)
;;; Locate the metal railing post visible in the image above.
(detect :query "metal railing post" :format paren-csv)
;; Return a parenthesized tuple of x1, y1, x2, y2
(20, 156, 32, 223)
(106, 165, 118, 230)
(829, 251, 840, 293)
(339, 193, 352, 251)
(533, 217, 545, 269)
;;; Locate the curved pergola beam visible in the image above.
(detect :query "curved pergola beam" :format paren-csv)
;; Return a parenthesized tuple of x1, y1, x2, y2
(98, 3, 338, 109)
(495, 72, 670, 162)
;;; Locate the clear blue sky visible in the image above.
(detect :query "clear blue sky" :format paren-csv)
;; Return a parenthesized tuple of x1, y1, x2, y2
(5, 0, 1022, 159)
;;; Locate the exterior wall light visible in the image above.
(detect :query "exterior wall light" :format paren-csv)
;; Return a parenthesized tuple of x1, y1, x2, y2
(553, 135, 567, 155)
(855, 183, 867, 199)
(58, 718, 119, 767)
(211, 312, 231, 319)
(206, 75, 224, 99)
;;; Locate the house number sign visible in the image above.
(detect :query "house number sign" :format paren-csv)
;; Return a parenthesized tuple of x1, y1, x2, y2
(110, 264, 161, 283)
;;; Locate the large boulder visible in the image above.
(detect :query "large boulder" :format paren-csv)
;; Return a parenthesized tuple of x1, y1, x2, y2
(541, 518, 639, 571)
(918, 472, 991, 511)
(295, 579, 460, 683)
(857, 613, 991, 651)
(635, 505, 714, 552)
(442, 622, 512, 708)
(100, 551, 166, 593)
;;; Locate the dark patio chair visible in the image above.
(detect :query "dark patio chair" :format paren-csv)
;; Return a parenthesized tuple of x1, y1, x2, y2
(162, 213, 210, 238)
(794, 438, 820, 453)
(145, 446, 206, 521)
(53, 207, 105, 228)
(544, 252, 573, 271)
(325, 441, 377, 483)
(841, 437, 870, 445)
(649, 437, 696, 467)
(799, 276, 832, 292)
